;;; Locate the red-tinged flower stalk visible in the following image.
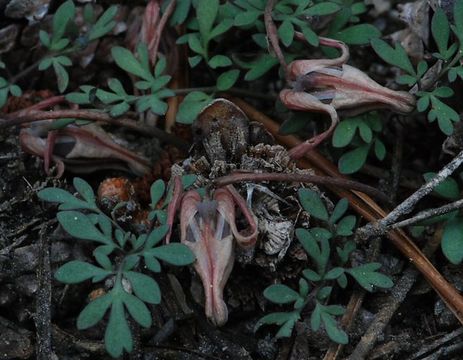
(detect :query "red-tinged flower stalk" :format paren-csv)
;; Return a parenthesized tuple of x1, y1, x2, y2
(140, 0, 161, 64)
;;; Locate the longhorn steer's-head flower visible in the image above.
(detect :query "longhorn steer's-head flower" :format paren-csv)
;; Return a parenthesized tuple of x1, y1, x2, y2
(19, 121, 151, 177)
(281, 33, 416, 159)
(166, 177, 258, 326)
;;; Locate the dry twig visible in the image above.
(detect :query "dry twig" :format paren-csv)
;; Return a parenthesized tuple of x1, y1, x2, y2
(390, 198, 463, 229)
(357, 149, 463, 239)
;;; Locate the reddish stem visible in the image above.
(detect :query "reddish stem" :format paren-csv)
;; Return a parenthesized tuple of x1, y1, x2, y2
(264, 0, 289, 81)
(151, 0, 177, 65)
(213, 171, 389, 204)
(0, 109, 188, 149)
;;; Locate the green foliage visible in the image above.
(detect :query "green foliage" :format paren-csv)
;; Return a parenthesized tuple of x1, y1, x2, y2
(431, 7, 457, 61)
(148, 175, 197, 222)
(442, 217, 463, 265)
(176, 0, 241, 89)
(330, 23, 380, 45)
(325, 0, 379, 45)
(298, 188, 329, 221)
(87, 5, 119, 41)
(178, 0, 233, 64)
(416, 172, 463, 265)
(171, 0, 380, 100)
(66, 46, 175, 117)
(37, 1, 118, 94)
(416, 87, 459, 135)
(176, 91, 214, 124)
(257, 191, 392, 343)
(111, 45, 174, 115)
(371, 2, 463, 136)
(233, 0, 341, 47)
(332, 112, 385, 174)
(448, 66, 463, 82)
(39, 56, 72, 93)
(95, 78, 137, 117)
(233, 53, 282, 81)
(7, 0, 383, 130)
(370, 39, 419, 85)
(346, 263, 393, 291)
(0, 77, 22, 107)
(230, 0, 379, 80)
(216, 69, 240, 91)
(38, 178, 195, 357)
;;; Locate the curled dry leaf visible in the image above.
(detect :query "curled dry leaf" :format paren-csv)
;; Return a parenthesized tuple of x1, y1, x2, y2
(4, 0, 50, 23)
(140, 0, 161, 64)
(390, 29, 425, 62)
(125, 6, 145, 52)
(397, 0, 430, 45)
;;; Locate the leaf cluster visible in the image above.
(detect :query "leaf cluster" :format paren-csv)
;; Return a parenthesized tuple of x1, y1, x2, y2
(177, 0, 239, 90)
(38, 177, 195, 357)
(417, 172, 463, 265)
(174, 0, 380, 101)
(232, 0, 379, 80)
(325, 0, 380, 46)
(38, 1, 118, 93)
(67, 44, 175, 117)
(0, 76, 22, 108)
(332, 112, 386, 174)
(371, 0, 463, 136)
(256, 189, 393, 344)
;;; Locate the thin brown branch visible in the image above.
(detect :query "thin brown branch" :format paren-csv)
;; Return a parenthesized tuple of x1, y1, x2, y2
(358, 149, 463, 239)
(405, 327, 463, 360)
(0, 109, 189, 150)
(213, 172, 390, 204)
(9, 58, 42, 85)
(8, 95, 67, 115)
(264, 0, 288, 81)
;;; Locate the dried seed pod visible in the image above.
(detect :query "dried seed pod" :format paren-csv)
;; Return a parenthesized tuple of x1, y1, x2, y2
(193, 99, 250, 163)
(97, 177, 136, 212)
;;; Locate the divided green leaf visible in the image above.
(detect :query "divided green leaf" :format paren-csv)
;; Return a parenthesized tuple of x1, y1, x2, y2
(298, 188, 328, 221)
